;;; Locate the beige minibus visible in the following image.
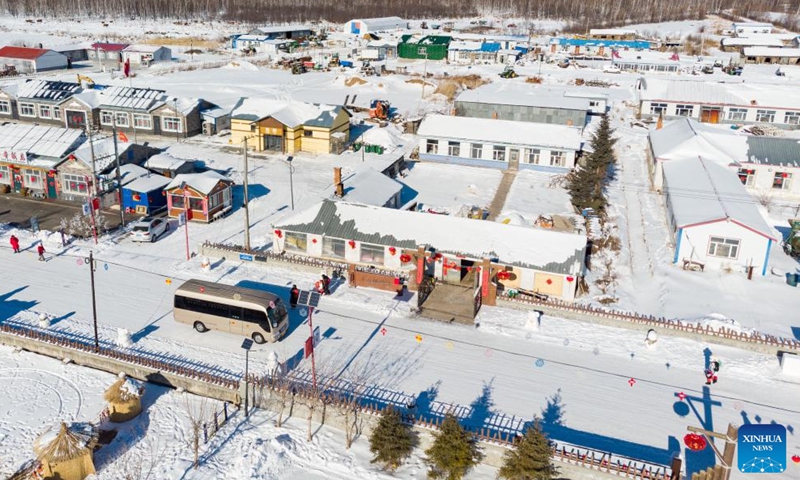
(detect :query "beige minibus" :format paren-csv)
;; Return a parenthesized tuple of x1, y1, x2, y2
(173, 279, 289, 344)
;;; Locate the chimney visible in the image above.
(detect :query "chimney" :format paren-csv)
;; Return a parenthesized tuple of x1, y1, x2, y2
(656, 112, 663, 130)
(334, 167, 344, 197)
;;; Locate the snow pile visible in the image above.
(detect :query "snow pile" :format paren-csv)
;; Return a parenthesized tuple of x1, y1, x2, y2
(116, 328, 133, 348)
(358, 126, 401, 149)
(496, 212, 527, 226)
(222, 60, 259, 71)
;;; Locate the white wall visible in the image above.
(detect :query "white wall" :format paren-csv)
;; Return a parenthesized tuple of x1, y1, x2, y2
(738, 164, 800, 199)
(675, 219, 772, 274)
(418, 137, 577, 168)
(640, 100, 800, 127)
(36, 51, 69, 71)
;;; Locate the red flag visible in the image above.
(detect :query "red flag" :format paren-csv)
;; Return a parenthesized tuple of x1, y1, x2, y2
(118, 131, 129, 143)
(669, 52, 680, 61)
(304, 336, 314, 359)
(612, 49, 621, 59)
(123, 58, 130, 77)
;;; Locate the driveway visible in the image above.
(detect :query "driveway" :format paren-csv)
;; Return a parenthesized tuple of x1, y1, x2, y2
(0, 193, 123, 233)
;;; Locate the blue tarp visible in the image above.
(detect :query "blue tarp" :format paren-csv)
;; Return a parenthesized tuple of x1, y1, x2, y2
(479, 42, 501, 52)
(555, 38, 651, 49)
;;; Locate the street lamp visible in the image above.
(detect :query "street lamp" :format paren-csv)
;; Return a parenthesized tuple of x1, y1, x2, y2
(241, 338, 253, 417)
(286, 156, 295, 211)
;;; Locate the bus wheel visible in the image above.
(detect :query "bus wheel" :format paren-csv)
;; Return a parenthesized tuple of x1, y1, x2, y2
(194, 321, 208, 333)
(252, 333, 266, 344)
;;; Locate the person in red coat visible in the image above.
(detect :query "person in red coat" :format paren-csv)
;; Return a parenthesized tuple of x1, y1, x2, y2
(289, 284, 299, 308)
(37, 243, 45, 261)
(9, 235, 20, 253)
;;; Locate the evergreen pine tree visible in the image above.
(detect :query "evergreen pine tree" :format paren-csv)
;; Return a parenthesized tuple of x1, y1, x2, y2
(425, 413, 483, 480)
(369, 405, 415, 472)
(498, 421, 559, 480)
(566, 114, 617, 214)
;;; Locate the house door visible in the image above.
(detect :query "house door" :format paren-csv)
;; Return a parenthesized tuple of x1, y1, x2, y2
(65, 110, 87, 129)
(508, 149, 520, 170)
(153, 116, 161, 135)
(700, 108, 721, 124)
(12, 168, 22, 192)
(264, 135, 283, 151)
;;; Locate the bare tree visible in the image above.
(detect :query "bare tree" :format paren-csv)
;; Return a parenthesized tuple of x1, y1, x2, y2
(182, 394, 210, 470)
(755, 190, 774, 212)
(118, 427, 167, 480)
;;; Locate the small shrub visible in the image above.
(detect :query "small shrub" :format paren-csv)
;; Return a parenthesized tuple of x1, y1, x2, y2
(525, 75, 543, 84)
(369, 406, 415, 472)
(425, 414, 482, 480)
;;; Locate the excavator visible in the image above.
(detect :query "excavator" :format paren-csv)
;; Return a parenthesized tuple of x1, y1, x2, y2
(76, 74, 95, 87)
(369, 100, 391, 120)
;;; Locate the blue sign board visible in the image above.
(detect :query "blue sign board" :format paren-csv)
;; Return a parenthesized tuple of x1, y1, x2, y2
(239, 253, 254, 262)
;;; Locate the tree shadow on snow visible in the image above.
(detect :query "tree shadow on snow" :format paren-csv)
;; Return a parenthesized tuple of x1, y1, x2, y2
(0, 286, 37, 324)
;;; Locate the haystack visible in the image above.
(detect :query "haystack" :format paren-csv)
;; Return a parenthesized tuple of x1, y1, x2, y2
(103, 376, 144, 422)
(33, 422, 98, 480)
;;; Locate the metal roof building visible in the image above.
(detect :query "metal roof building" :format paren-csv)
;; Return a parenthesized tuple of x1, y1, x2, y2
(0, 123, 85, 168)
(455, 83, 589, 126)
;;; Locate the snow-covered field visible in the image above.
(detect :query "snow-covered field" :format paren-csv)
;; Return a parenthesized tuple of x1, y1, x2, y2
(2, 13, 800, 480)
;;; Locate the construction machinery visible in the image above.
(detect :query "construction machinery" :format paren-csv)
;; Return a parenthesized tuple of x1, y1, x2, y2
(369, 100, 391, 120)
(499, 66, 518, 79)
(783, 218, 800, 257)
(0, 65, 18, 77)
(328, 53, 340, 67)
(360, 60, 377, 76)
(76, 74, 95, 86)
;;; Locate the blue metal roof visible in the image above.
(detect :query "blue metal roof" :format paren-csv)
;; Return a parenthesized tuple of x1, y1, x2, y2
(480, 42, 501, 52)
(556, 38, 650, 49)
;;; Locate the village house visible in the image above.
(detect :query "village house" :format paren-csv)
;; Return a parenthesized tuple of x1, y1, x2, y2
(720, 36, 784, 53)
(649, 117, 800, 199)
(165, 171, 234, 223)
(417, 114, 582, 172)
(0, 123, 85, 199)
(455, 83, 589, 127)
(121, 45, 172, 65)
(231, 36, 294, 55)
(121, 172, 171, 216)
(638, 78, 800, 128)
(0, 46, 68, 73)
(88, 42, 129, 63)
(447, 41, 522, 64)
(272, 199, 587, 302)
(229, 98, 350, 154)
(344, 17, 407, 35)
(612, 56, 680, 73)
(732, 22, 773, 36)
(247, 24, 313, 39)
(52, 43, 90, 62)
(363, 40, 398, 60)
(11, 79, 81, 126)
(550, 38, 651, 57)
(742, 47, 800, 64)
(588, 29, 638, 40)
(398, 35, 452, 60)
(327, 166, 404, 208)
(663, 156, 777, 275)
(144, 153, 196, 178)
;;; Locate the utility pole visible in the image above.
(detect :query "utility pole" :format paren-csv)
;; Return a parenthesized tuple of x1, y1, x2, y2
(686, 423, 738, 480)
(287, 156, 295, 211)
(112, 121, 124, 227)
(242, 137, 251, 251)
(88, 251, 99, 352)
(308, 306, 318, 390)
(87, 126, 99, 244)
(421, 51, 429, 99)
(174, 98, 180, 144)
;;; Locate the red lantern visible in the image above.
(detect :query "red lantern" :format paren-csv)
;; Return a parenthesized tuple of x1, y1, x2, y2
(546, 278, 553, 285)
(312, 238, 318, 243)
(683, 433, 707, 452)
(497, 271, 510, 280)
(400, 254, 412, 263)
(389, 247, 397, 255)
(199, 286, 205, 293)
(274, 229, 282, 238)
(348, 240, 356, 249)
(792, 455, 800, 464)
(132, 193, 141, 201)
(566, 276, 575, 282)
(782, 172, 789, 178)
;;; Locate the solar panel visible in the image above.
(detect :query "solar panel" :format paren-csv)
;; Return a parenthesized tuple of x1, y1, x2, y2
(297, 290, 310, 306)
(296, 290, 322, 307)
(308, 291, 321, 308)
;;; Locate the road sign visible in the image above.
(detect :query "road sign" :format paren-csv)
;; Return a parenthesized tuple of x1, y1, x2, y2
(313, 326, 320, 346)
(239, 253, 254, 262)
(241, 338, 254, 351)
(178, 212, 186, 226)
(82, 203, 90, 216)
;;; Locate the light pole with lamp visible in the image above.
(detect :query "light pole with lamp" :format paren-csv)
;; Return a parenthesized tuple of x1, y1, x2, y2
(241, 135, 256, 250)
(180, 181, 191, 260)
(420, 49, 429, 99)
(286, 156, 295, 211)
(241, 338, 253, 417)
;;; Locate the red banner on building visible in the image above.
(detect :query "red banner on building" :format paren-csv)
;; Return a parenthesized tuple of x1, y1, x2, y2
(481, 266, 489, 297)
(304, 336, 314, 359)
(416, 256, 424, 284)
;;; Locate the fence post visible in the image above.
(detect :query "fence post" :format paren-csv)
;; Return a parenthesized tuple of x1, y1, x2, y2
(203, 423, 208, 444)
(224, 402, 228, 421)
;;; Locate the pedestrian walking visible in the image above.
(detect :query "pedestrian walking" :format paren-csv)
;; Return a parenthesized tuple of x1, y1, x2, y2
(704, 368, 718, 385)
(290, 284, 299, 308)
(37, 243, 46, 261)
(321, 273, 331, 295)
(9, 235, 20, 253)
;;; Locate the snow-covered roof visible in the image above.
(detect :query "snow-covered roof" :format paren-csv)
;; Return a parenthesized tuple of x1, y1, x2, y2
(251, 24, 312, 35)
(145, 153, 189, 171)
(737, 32, 796, 40)
(16, 79, 81, 102)
(275, 199, 586, 274)
(98, 85, 166, 111)
(166, 170, 233, 195)
(589, 29, 637, 35)
(640, 78, 800, 110)
(0, 123, 84, 166)
(448, 41, 484, 51)
(721, 36, 784, 47)
(124, 172, 172, 192)
(456, 82, 589, 111)
(201, 105, 233, 119)
(231, 98, 343, 127)
(732, 22, 773, 28)
(123, 44, 167, 53)
(116, 163, 150, 185)
(418, 114, 583, 151)
(51, 42, 91, 52)
(649, 118, 746, 162)
(63, 89, 102, 109)
(346, 17, 406, 32)
(743, 47, 800, 57)
(67, 136, 132, 173)
(662, 157, 776, 240)
(330, 168, 403, 206)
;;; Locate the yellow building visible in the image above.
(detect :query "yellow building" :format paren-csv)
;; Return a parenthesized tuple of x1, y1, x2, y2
(230, 98, 350, 154)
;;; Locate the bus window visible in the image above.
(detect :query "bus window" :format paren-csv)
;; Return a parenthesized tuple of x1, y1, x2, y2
(243, 308, 271, 331)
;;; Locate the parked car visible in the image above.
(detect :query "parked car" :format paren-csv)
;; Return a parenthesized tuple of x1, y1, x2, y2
(603, 65, 621, 74)
(131, 217, 169, 242)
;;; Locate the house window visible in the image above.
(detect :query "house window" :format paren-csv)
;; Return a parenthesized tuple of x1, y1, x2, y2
(62, 173, 89, 194)
(322, 237, 346, 259)
(100, 110, 114, 125)
(162, 117, 182, 132)
(756, 109, 775, 123)
(785, 111, 800, 125)
(133, 114, 152, 129)
(492, 146, 506, 161)
(448, 141, 460, 156)
(675, 104, 693, 117)
(115, 112, 130, 127)
(208, 191, 220, 210)
(53, 106, 61, 120)
(727, 108, 747, 121)
(649, 103, 667, 115)
(360, 243, 385, 264)
(284, 232, 308, 252)
(426, 139, 438, 154)
(773, 172, 792, 190)
(0, 100, 10, 114)
(22, 168, 44, 189)
(417, 47, 427, 56)
(0, 164, 10, 185)
(589, 100, 600, 107)
(189, 197, 203, 211)
(525, 148, 541, 164)
(470, 143, 482, 159)
(19, 103, 35, 117)
(707, 236, 740, 259)
(304, 130, 313, 137)
(737, 168, 755, 186)
(550, 151, 566, 166)
(39, 105, 52, 118)
(170, 194, 185, 208)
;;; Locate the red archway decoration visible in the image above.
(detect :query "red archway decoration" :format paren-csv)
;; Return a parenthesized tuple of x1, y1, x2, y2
(274, 229, 282, 238)
(683, 433, 707, 451)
